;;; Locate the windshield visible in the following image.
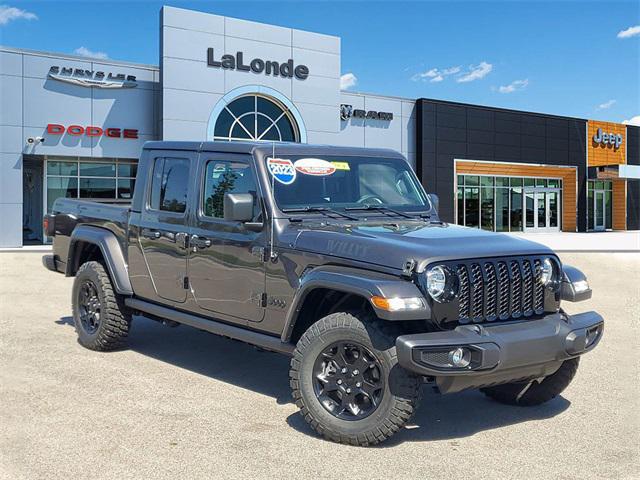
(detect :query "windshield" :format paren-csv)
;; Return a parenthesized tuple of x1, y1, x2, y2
(265, 155, 431, 213)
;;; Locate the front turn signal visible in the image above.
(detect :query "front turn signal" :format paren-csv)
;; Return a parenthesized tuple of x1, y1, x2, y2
(370, 296, 424, 312)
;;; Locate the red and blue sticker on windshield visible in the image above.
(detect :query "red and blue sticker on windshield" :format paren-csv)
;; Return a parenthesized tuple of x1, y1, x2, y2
(267, 158, 297, 185)
(268, 157, 346, 184)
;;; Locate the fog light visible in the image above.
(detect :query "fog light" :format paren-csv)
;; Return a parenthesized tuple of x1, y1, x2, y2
(448, 347, 471, 368)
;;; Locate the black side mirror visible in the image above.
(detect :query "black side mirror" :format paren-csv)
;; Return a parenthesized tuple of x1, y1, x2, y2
(428, 193, 439, 213)
(223, 193, 254, 222)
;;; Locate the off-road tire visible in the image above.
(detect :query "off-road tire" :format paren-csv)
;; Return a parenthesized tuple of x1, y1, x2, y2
(72, 261, 131, 351)
(289, 312, 422, 446)
(481, 358, 580, 406)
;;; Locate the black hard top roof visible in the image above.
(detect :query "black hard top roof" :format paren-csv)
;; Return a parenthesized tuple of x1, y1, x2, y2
(142, 141, 404, 159)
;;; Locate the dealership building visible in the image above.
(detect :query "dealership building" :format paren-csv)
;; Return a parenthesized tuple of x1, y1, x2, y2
(1, 5, 638, 247)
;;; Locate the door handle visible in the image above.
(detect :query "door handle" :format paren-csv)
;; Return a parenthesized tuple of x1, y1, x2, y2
(141, 228, 161, 239)
(190, 235, 211, 249)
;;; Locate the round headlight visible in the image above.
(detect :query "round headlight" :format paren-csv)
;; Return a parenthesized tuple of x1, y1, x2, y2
(426, 266, 446, 300)
(540, 258, 554, 286)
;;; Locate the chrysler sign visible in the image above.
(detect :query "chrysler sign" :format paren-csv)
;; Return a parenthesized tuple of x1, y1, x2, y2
(48, 66, 137, 88)
(207, 48, 309, 80)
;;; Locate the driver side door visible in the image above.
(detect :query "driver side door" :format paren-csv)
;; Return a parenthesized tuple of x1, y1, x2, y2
(186, 154, 267, 324)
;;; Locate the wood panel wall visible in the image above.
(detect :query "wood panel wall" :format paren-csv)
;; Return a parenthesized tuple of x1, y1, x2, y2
(456, 160, 578, 232)
(612, 179, 627, 230)
(588, 121, 626, 167)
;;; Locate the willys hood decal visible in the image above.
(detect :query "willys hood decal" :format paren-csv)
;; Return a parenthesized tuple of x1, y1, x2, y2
(289, 221, 554, 271)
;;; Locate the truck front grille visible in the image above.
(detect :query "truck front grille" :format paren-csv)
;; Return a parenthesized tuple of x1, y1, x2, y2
(449, 257, 546, 323)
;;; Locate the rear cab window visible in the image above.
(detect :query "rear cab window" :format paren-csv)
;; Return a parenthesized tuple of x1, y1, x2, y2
(148, 157, 190, 214)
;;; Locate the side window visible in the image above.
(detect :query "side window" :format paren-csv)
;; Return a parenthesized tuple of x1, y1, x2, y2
(149, 157, 190, 213)
(202, 161, 260, 219)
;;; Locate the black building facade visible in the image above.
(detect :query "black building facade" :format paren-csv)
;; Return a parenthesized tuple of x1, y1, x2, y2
(415, 98, 639, 233)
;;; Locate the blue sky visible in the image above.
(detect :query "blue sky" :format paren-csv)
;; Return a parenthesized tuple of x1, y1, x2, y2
(1, 1, 638, 124)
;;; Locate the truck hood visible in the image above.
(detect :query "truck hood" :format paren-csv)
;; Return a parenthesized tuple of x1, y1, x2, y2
(287, 221, 554, 271)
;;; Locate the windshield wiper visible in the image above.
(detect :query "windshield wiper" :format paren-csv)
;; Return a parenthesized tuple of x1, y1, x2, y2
(281, 206, 360, 221)
(345, 205, 428, 220)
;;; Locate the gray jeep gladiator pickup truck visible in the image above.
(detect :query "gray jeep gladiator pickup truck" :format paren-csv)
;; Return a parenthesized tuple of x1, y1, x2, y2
(43, 141, 604, 446)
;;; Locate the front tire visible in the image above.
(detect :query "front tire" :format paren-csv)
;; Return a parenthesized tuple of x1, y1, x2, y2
(72, 261, 132, 351)
(289, 312, 421, 446)
(481, 358, 580, 406)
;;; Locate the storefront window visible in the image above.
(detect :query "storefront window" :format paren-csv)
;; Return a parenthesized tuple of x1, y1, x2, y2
(465, 176, 479, 186)
(79, 162, 116, 177)
(495, 187, 509, 232)
(46, 157, 137, 212)
(46, 177, 78, 212)
(457, 187, 464, 225)
(481, 187, 494, 230)
(464, 187, 479, 228)
(456, 174, 562, 232)
(480, 176, 494, 187)
(587, 180, 613, 231)
(47, 161, 77, 176)
(510, 188, 523, 231)
(510, 177, 523, 187)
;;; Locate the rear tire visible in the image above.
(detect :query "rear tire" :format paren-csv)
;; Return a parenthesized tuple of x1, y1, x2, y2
(72, 261, 131, 351)
(289, 312, 421, 446)
(481, 358, 580, 406)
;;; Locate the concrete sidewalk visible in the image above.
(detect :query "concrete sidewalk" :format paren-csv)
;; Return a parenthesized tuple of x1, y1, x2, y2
(506, 231, 640, 252)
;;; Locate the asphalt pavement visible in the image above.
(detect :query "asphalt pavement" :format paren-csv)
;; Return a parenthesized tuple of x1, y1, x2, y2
(0, 252, 638, 480)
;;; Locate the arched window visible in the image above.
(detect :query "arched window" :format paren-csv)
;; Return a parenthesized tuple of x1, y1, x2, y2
(213, 94, 300, 142)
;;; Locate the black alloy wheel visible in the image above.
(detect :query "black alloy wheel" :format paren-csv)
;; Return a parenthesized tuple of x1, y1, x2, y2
(312, 340, 384, 420)
(78, 279, 102, 334)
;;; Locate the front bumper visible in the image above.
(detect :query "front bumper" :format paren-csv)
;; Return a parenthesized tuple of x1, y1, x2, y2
(396, 311, 604, 394)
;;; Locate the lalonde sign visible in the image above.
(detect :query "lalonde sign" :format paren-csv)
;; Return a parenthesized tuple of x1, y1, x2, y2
(206, 48, 309, 80)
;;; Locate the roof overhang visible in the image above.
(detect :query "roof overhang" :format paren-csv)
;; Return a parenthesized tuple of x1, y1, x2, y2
(588, 164, 640, 180)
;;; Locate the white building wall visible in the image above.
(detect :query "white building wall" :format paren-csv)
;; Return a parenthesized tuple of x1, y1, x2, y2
(0, 47, 159, 247)
(161, 6, 341, 141)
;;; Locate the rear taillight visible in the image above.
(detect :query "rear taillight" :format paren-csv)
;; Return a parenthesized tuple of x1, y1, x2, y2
(43, 214, 55, 236)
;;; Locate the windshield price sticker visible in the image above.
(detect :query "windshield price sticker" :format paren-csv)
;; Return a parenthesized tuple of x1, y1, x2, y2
(294, 158, 337, 176)
(330, 161, 350, 171)
(267, 158, 297, 185)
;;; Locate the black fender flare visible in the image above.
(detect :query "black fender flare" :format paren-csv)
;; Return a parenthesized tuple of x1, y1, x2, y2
(280, 265, 429, 342)
(66, 225, 133, 295)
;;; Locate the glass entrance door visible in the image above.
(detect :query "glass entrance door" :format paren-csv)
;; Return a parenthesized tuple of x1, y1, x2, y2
(524, 188, 561, 232)
(594, 190, 606, 231)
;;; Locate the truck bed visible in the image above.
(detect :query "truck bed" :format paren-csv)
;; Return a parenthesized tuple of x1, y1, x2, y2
(49, 199, 132, 271)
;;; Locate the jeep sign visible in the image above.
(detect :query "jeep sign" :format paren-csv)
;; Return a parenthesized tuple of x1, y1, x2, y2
(593, 128, 623, 149)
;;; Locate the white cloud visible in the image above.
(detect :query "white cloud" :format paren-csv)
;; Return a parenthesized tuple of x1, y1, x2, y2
(411, 66, 460, 83)
(622, 115, 640, 126)
(456, 62, 493, 83)
(340, 72, 357, 90)
(617, 25, 640, 39)
(596, 99, 616, 110)
(0, 5, 37, 25)
(74, 46, 109, 60)
(497, 79, 529, 94)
